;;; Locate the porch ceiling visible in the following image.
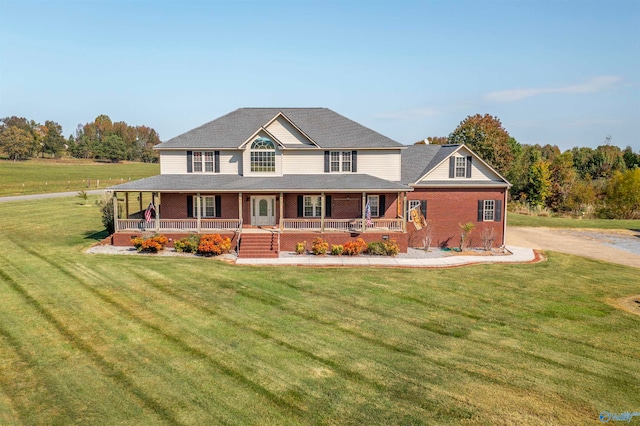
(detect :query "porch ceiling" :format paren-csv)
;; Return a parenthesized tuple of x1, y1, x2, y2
(109, 174, 411, 193)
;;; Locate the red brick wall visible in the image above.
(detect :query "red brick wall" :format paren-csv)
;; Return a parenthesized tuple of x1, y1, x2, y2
(282, 193, 399, 219)
(407, 188, 506, 248)
(159, 193, 239, 219)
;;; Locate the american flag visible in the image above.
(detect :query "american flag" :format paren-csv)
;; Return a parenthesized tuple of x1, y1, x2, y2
(144, 203, 155, 223)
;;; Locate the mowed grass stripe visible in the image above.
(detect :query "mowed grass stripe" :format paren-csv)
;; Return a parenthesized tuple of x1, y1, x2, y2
(1, 196, 639, 424)
(3, 245, 307, 422)
(0, 246, 301, 424)
(0, 265, 179, 425)
(87, 261, 456, 418)
(103, 261, 607, 417)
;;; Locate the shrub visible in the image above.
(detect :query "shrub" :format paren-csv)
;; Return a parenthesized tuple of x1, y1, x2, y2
(383, 239, 400, 256)
(480, 227, 497, 251)
(96, 193, 120, 234)
(197, 234, 232, 256)
(131, 237, 144, 250)
(131, 234, 168, 253)
(174, 235, 200, 253)
(367, 239, 400, 256)
(343, 238, 367, 256)
(331, 244, 344, 256)
(311, 237, 329, 256)
(295, 241, 306, 255)
(367, 241, 386, 256)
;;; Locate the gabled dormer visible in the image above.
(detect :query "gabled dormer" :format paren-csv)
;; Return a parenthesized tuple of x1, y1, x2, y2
(402, 144, 510, 187)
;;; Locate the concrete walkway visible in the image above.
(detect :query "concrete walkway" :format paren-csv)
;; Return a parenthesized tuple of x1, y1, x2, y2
(235, 246, 536, 267)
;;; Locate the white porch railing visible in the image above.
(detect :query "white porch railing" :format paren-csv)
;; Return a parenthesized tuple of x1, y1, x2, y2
(280, 218, 403, 232)
(117, 219, 241, 232)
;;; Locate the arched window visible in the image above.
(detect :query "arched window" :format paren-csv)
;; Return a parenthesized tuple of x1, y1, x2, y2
(250, 138, 275, 172)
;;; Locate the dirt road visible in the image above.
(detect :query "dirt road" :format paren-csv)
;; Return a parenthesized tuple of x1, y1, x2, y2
(507, 227, 640, 268)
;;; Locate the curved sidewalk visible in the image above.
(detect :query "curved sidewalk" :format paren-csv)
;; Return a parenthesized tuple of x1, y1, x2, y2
(235, 246, 536, 267)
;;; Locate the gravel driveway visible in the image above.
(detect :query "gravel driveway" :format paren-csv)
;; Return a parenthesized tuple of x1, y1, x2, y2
(507, 227, 640, 268)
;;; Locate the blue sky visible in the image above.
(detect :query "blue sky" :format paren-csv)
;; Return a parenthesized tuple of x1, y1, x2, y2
(1, 0, 639, 151)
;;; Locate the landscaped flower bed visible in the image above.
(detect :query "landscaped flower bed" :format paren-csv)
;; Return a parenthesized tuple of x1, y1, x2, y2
(295, 237, 400, 257)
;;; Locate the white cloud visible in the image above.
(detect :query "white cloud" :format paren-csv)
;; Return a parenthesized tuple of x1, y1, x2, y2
(484, 75, 621, 103)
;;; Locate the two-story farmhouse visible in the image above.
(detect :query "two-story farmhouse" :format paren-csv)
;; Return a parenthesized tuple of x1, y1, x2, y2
(110, 108, 510, 257)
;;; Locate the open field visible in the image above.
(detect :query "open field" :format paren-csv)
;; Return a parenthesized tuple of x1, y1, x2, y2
(507, 212, 640, 230)
(0, 158, 159, 196)
(0, 197, 638, 424)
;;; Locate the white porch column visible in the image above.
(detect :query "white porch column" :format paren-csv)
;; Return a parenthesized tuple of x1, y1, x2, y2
(238, 192, 243, 227)
(402, 192, 408, 233)
(155, 193, 160, 232)
(320, 192, 325, 232)
(113, 191, 118, 233)
(361, 192, 366, 233)
(279, 192, 284, 230)
(196, 192, 201, 232)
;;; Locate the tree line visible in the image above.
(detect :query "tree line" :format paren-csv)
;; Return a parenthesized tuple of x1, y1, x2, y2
(419, 114, 640, 219)
(0, 115, 160, 163)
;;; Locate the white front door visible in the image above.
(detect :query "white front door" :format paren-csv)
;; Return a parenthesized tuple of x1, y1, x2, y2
(251, 196, 276, 226)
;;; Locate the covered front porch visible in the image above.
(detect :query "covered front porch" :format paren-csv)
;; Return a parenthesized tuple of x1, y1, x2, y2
(112, 191, 406, 234)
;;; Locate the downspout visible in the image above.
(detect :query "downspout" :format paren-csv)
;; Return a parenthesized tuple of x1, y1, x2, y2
(112, 191, 118, 233)
(321, 192, 325, 232)
(361, 192, 366, 233)
(502, 188, 508, 248)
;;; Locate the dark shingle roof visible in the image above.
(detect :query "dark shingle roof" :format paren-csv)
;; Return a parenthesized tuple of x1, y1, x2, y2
(156, 108, 404, 150)
(400, 144, 460, 184)
(109, 174, 411, 192)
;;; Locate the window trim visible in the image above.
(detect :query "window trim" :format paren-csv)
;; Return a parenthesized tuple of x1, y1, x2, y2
(303, 195, 322, 217)
(455, 157, 466, 178)
(483, 200, 495, 222)
(250, 138, 276, 173)
(367, 195, 380, 217)
(408, 200, 421, 221)
(329, 151, 352, 173)
(191, 151, 218, 173)
(194, 196, 217, 218)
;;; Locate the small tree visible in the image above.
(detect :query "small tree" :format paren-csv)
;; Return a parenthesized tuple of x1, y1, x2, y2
(77, 190, 88, 205)
(459, 222, 475, 251)
(95, 193, 119, 234)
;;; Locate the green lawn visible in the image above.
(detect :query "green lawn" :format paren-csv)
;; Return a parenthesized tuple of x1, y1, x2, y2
(0, 197, 638, 424)
(0, 158, 158, 196)
(508, 212, 640, 230)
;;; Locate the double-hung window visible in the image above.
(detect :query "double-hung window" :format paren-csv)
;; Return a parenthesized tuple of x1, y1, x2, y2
(408, 200, 421, 221)
(367, 195, 379, 217)
(483, 200, 495, 221)
(478, 199, 501, 222)
(204, 152, 214, 172)
(192, 151, 215, 173)
(455, 157, 466, 177)
(193, 196, 216, 218)
(303, 196, 322, 217)
(193, 152, 203, 172)
(330, 151, 351, 172)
